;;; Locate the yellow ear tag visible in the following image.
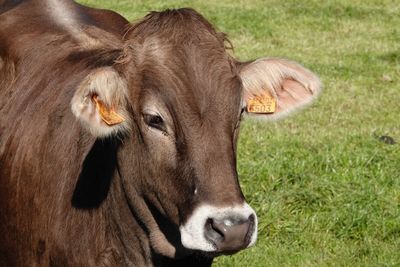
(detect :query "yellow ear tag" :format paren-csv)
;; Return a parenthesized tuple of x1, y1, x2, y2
(92, 95, 125, 126)
(246, 91, 276, 114)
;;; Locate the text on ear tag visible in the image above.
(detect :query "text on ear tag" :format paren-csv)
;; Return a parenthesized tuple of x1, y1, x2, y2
(247, 91, 276, 114)
(92, 95, 125, 126)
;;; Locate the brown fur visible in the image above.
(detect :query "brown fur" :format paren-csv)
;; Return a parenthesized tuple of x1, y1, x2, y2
(0, 1, 241, 266)
(0, 1, 321, 266)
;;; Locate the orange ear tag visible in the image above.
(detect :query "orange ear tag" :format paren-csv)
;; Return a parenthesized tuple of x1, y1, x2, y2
(92, 95, 125, 126)
(246, 91, 276, 114)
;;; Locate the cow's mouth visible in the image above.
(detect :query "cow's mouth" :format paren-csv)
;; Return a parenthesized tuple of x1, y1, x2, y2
(192, 248, 243, 259)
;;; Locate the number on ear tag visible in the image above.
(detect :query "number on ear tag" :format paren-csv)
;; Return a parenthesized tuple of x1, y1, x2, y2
(247, 91, 276, 114)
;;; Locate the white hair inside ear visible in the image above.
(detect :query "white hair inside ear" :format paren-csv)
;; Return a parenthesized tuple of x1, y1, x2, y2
(239, 58, 322, 120)
(71, 67, 130, 137)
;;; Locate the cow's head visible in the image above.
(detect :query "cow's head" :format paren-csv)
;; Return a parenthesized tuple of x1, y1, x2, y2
(71, 8, 321, 259)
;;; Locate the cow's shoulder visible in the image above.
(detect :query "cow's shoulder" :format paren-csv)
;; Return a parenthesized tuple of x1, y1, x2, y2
(0, 0, 129, 45)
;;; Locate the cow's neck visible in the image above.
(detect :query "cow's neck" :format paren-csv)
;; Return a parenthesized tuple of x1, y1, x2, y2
(104, 159, 213, 267)
(104, 172, 152, 266)
(68, 133, 213, 266)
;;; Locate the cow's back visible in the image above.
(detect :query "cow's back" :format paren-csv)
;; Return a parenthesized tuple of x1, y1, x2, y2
(0, 1, 129, 265)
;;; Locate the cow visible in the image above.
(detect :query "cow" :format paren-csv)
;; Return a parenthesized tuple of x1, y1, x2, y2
(0, 1, 322, 266)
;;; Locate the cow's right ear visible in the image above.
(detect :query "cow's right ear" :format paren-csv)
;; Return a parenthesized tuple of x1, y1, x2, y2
(71, 67, 130, 137)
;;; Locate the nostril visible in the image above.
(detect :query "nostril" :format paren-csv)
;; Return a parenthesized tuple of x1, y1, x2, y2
(210, 219, 226, 238)
(205, 218, 225, 245)
(245, 214, 256, 243)
(248, 214, 255, 231)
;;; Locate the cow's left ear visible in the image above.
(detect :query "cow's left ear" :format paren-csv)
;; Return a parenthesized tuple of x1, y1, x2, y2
(238, 58, 322, 120)
(71, 67, 130, 137)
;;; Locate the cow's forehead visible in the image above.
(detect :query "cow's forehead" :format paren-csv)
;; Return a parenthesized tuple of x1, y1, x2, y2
(125, 8, 243, 122)
(136, 42, 242, 123)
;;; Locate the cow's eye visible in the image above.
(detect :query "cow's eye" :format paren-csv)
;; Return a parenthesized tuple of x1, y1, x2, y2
(143, 114, 166, 132)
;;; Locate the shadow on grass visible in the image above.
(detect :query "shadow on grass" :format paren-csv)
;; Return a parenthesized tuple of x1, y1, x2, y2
(379, 51, 400, 64)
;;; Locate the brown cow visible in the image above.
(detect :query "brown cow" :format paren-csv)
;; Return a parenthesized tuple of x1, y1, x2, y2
(0, 1, 322, 266)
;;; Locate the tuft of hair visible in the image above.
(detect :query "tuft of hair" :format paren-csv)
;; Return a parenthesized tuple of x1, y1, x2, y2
(123, 8, 231, 50)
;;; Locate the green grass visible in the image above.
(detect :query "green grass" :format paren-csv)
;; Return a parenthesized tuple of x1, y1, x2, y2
(80, 1, 400, 266)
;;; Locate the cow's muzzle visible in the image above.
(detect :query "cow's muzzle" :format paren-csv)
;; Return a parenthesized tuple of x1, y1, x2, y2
(179, 204, 258, 253)
(204, 214, 255, 252)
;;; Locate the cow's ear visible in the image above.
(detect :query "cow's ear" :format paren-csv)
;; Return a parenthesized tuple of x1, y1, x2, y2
(239, 58, 322, 120)
(71, 67, 130, 137)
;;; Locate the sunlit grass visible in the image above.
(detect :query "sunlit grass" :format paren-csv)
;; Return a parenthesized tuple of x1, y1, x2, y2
(80, 1, 400, 266)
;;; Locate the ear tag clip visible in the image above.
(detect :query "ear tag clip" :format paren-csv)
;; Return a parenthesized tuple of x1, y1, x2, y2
(246, 91, 276, 114)
(92, 95, 125, 126)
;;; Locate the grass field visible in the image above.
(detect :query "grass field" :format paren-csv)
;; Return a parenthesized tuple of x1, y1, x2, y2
(80, 1, 400, 266)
